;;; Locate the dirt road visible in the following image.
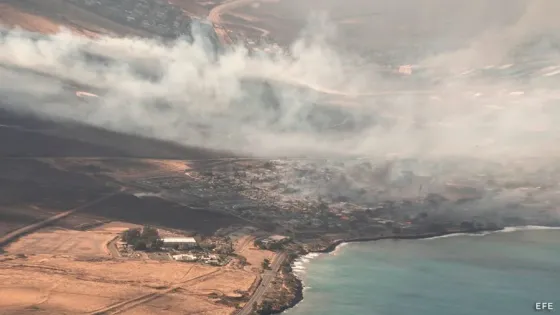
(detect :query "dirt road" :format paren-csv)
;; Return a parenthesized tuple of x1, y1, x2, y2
(0, 189, 123, 248)
(208, 0, 259, 45)
(89, 269, 224, 315)
(208, 0, 258, 25)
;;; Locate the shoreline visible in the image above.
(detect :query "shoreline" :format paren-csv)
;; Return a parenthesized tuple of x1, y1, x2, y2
(310, 228, 501, 255)
(272, 225, 560, 314)
(267, 226, 508, 315)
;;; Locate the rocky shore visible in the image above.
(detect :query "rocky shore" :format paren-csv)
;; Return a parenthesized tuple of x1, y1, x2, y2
(259, 227, 503, 315)
(312, 228, 502, 254)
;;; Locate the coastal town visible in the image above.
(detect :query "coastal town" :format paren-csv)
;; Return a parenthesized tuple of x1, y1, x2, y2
(63, 0, 285, 55)
(67, 0, 195, 38)
(116, 157, 556, 313)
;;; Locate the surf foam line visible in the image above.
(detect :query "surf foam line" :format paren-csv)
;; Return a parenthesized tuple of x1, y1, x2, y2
(422, 225, 560, 240)
(291, 252, 321, 281)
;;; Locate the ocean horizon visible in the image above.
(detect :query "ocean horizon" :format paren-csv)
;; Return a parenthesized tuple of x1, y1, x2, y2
(284, 227, 560, 315)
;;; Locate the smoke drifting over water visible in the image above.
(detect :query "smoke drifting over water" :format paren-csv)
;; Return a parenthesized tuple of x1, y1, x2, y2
(1, 1, 560, 223)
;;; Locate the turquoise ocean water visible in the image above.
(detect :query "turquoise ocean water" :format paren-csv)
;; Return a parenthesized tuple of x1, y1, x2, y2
(285, 227, 560, 315)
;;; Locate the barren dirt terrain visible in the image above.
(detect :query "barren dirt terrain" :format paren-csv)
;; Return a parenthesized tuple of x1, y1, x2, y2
(0, 3, 75, 34)
(0, 254, 249, 314)
(46, 158, 191, 181)
(6, 228, 116, 257)
(0, 219, 261, 315)
(236, 236, 276, 273)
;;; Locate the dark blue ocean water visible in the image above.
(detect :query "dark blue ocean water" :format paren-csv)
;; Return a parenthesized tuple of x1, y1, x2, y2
(285, 228, 560, 315)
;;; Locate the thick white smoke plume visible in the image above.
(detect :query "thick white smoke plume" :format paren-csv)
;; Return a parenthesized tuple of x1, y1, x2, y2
(1, 1, 560, 223)
(0, 1, 560, 162)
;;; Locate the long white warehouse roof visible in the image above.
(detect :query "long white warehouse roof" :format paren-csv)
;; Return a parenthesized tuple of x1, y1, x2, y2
(162, 237, 197, 243)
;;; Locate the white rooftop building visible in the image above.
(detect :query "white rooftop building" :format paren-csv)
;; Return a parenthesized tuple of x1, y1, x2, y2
(172, 254, 198, 261)
(162, 237, 197, 250)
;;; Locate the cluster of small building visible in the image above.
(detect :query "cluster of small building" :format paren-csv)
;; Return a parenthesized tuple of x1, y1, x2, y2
(117, 232, 233, 265)
(172, 253, 223, 265)
(192, 160, 505, 234)
(132, 158, 550, 239)
(255, 235, 290, 250)
(244, 37, 286, 57)
(69, 0, 194, 38)
(164, 237, 230, 265)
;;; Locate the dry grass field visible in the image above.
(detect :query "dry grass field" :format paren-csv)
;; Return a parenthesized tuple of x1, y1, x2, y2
(0, 220, 263, 314)
(0, 0, 148, 36)
(45, 158, 190, 181)
(0, 252, 255, 314)
(235, 236, 276, 273)
(0, 3, 98, 36)
(5, 228, 116, 257)
(125, 293, 234, 315)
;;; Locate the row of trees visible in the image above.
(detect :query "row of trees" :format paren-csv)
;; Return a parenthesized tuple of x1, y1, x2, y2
(254, 237, 292, 251)
(253, 300, 274, 314)
(122, 226, 162, 250)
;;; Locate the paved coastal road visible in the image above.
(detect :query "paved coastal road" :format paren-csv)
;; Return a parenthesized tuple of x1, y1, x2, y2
(237, 251, 287, 315)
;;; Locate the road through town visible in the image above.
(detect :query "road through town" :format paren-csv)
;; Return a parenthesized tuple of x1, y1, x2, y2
(208, 0, 257, 26)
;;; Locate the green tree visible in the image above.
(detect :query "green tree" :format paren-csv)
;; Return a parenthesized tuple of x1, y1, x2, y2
(134, 240, 147, 250)
(259, 300, 274, 314)
(122, 228, 141, 243)
(238, 255, 248, 266)
(262, 258, 271, 270)
(141, 226, 159, 239)
(150, 238, 164, 250)
(141, 226, 160, 249)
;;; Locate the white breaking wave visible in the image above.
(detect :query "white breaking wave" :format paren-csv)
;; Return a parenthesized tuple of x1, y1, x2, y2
(499, 225, 560, 232)
(133, 192, 162, 198)
(423, 225, 560, 240)
(291, 252, 321, 279)
(331, 242, 348, 256)
(422, 232, 492, 240)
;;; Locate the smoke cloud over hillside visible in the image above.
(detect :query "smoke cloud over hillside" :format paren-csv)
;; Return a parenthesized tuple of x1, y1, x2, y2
(0, 1, 559, 161)
(1, 0, 560, 223)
